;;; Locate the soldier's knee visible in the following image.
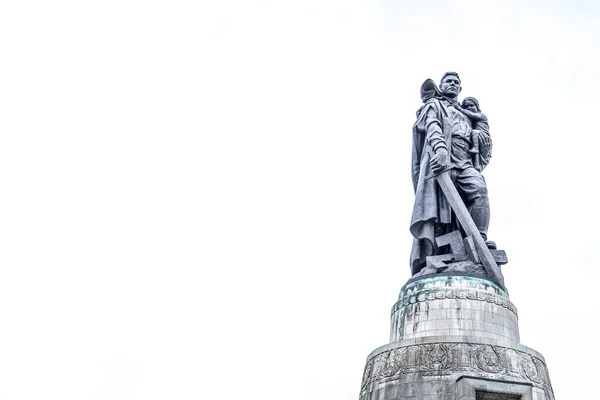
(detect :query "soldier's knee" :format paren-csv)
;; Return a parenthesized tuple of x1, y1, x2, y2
(475, 186, 488, 198)
(471, 186, 488, 206)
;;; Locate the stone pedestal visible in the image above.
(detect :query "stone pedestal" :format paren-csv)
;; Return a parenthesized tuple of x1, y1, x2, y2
(359, 275, 554, 400)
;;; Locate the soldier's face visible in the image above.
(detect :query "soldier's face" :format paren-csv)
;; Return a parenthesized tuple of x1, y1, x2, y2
(440, 75, 461, 97)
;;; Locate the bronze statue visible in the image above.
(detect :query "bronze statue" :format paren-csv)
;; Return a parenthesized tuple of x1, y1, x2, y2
(410, 72, 500, 282)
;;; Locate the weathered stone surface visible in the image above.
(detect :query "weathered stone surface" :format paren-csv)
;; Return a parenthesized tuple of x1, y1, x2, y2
(444, 260, 487, 275)
(460, 377, 534, 400)
(390, 276, 519, 344)
(359, 275, 554, 400)
(359, 336, 554, 400)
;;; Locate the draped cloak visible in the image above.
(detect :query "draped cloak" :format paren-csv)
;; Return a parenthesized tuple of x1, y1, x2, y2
(409, 97, 492, 275)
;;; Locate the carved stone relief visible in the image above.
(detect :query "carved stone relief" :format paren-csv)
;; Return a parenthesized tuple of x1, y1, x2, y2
(360, 342, 553, 396)
(392, 287, 518, 318)
(421, 343, 454, 376)
(473, 345, 504, 374)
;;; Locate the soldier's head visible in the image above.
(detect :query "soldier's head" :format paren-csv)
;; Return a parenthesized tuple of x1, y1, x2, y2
(440, 72, 461, 99)
(461, 97, 480, 113)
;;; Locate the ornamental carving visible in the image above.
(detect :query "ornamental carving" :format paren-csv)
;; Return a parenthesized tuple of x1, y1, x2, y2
(370, 352, 388, 382)
(518, 353, 545, 384)
(421, 344, 454, 375)
(360, 342, 552, 395)
(361, 358, 373, 388)
(473, 345, 504, 373)
(381, 347, 408, 377)
(392, 287, 518, 318)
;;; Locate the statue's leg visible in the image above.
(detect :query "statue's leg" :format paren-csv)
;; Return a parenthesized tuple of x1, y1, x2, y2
(470, 205, 490, 241)
(453, 167, 489, 241)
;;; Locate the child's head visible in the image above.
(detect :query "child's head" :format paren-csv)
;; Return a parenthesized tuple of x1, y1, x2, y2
(461, 97, 480, 113)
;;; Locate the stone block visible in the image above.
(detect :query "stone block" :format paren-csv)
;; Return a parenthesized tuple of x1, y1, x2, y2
(490, 249, 508, 265)
(436, 230, 468, 261)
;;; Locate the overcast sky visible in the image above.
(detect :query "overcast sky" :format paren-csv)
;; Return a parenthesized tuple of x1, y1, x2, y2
(1, 1, 599, 399)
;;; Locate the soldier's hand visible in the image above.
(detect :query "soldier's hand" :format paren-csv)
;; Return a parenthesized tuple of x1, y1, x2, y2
(477, 131, 491, 148)
(430, 149, 449, 173)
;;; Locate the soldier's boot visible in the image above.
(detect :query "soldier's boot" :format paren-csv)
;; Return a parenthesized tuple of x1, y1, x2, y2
(470, 206, 495, 249)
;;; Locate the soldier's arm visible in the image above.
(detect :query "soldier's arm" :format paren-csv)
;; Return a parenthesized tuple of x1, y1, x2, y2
(456, 105, 487, 122)
(422, 103, 449, 173)
(423, 105, 446, 153)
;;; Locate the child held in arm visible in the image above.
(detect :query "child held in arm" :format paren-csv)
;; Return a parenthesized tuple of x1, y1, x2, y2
(456, 97, 489, 171)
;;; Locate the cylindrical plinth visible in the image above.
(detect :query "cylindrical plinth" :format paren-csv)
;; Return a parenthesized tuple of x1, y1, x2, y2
(390, 275, 520, 345)
(359, 275, 554, 400)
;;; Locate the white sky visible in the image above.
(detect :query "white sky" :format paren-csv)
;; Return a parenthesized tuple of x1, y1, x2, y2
(1, 1, 599, 399)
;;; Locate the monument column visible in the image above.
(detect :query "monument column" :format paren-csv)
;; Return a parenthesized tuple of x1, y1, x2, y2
(358, 73, 554, 400)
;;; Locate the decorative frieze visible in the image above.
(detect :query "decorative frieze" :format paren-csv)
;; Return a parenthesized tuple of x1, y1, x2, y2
(361, 342, 553, 396)
(392, 287, 518, 318)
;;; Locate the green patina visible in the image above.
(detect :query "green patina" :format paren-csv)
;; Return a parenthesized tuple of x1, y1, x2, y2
(401, 275, 508, 297)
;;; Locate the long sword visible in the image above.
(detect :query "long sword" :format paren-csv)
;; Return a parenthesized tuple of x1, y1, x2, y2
(426, 153, 506, 290)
